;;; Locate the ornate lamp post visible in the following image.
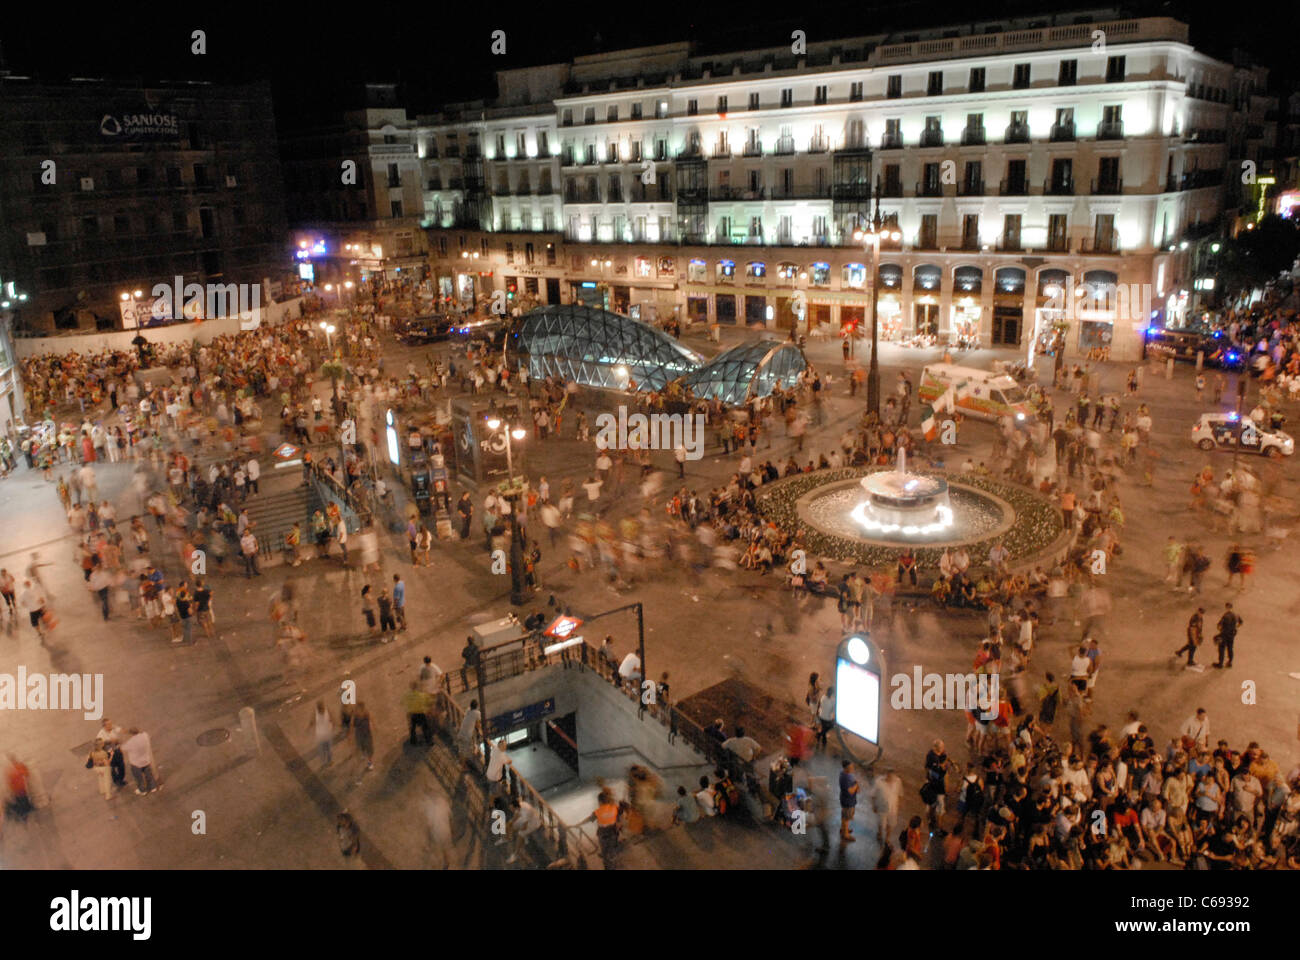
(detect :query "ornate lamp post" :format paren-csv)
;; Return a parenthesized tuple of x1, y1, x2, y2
(852, 186, 902, 420)
(486, 417, 529, 605)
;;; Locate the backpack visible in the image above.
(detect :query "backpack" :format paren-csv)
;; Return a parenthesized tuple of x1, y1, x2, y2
(716, 777, 741, 815)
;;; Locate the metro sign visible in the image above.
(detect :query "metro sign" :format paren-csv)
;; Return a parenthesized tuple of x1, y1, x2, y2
(543, 615, 584, 639)
(273, 443, 301, 461)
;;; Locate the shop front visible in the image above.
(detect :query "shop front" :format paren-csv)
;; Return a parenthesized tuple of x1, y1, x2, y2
(1077, 270, 1118, 356)
(687, 295, 709, 325)
(716, 293, 737, 324)
(952, 266, 984, 343)
(991, 267, 1025, 347)
(744, 295, 768, 327)
(912, 264, 942, 339)
(1034, 268, 1071, 360)
(876, 264, 904, 340)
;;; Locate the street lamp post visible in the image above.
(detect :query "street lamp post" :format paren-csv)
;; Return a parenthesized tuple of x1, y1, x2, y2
(852, 186, 902, 420)
(487, 417, 529, 606)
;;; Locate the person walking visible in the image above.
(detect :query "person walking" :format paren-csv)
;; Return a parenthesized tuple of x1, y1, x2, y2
(1213, 602, 1242, 669)
(376, 589, 397, 640)
(839, 760, 860, 843)
(392, 574, 407, 631)
(816, 686, 836, 749)
(403, 681, 432, 746)
(193, 578, 215, 638)
(351, 702, 375, 773)
(239, 528, 261, 578)
(585, 789, 622, 869)
(310, 700, 335, 767)
(121, 728, 160, 794)
(1174, 607, 1205, 670)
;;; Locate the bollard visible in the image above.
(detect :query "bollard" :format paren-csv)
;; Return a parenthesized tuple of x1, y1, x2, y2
(237, 706, 260, 755)
(1196, 350, 1204, 372)
(1166, 358, 1174, 380)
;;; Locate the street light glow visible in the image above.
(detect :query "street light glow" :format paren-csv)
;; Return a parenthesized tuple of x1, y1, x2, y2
(511, 427, 527, 440)
(486, 418, 502, 430)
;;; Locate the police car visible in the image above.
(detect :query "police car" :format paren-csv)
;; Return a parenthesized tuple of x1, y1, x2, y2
(1190, 413, 1294, 458)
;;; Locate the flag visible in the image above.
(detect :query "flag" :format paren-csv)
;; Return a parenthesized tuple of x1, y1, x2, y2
(921, 406, 937, 442)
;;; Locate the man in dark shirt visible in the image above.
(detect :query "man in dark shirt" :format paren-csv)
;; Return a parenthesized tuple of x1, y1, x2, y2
(193, 579, 213, 638)
(174, 584, 193, 645)
(839, 760, 859, 843)
(1213, 602, 1242, 668)
(1174, 607, 1204, 667)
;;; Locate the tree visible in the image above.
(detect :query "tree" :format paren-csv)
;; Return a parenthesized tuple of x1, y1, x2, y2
(1216, 215, 1300, 301)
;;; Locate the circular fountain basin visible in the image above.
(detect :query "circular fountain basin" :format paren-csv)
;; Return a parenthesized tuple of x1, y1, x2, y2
(800, 474, 1014, 547)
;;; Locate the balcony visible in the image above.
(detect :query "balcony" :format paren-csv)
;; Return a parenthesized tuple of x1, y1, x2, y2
(1044, 178, 1075, 196)
(996, 237, 1023, 252)
(1165, 175, 1178, 193)
(1005, 124, 1031, 144)
(1045, 236, 1070, 253)
(919, 129, 944, 148)
(915, 181, 945, 198)
(742, 142, 763, 157)
(1097, 120, 1125, 140)
(999, 178, 1029, 196)
(681, 232, 708, 245)
(915, 235, 939, 251)
(445, 145, 460, 158)
(832, 183, 872, 201)
(711, 143, 732, 159)
(1050, 122, 1076, 142)
(961, 127, 987, 146)
(560, 152, 576, 167)
(773, 136, 796, 156)
(709, 186, 765, 201)
(1091, 177, 1123, 196)
(879, 133, 903, 150)
(676, 144, 704, 160)
(1080, 236, 1118, 254)
(958, 179, 986, 197)
(807, 136, 830, 153)
(880, 181, 904, 198)
(959, 236, 982, 251)
(770, 186, 830, 200)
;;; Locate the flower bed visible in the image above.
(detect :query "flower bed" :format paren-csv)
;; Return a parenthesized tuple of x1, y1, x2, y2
(755, 467, 1063, 568)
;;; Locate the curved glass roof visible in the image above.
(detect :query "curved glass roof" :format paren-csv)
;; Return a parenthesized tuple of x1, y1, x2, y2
(516, 305, 702, 392)
(675, 339, 807, 405)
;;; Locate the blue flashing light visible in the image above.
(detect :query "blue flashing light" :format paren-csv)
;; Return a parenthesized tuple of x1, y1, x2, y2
(1227, 352, 1238, 362)
(1146, 326, 1158, 335)
(1213, 331, 1223, 338)
(581, 282, 597, 288)
(1228, 412, 1239, 421)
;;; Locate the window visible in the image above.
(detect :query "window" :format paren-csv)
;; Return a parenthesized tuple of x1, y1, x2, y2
(842, 263, 867, 288)
(922, 162, 941, 194)
(1050, 158, 1073, 193)
(538, 130, 549, 154)
(815, 85, 828, 105)
(655, 100, 668, 119)
(525, 242, 535, 264)
(886, 75, 902, 99)
(961, 214, 980, 249)
(1003, 214, 1022, 248)
(481, 238, 489, 257)
(1094, 213, 1116, 252)
(962, 160, 983, 194)
(780, 88, 793, 108)
(516, 131, 527, 156)
(717, 259, 736, 281)
(918, 214, 938, 248)
(608, 174, 622, 201)
(922, 115, 943, 147)
(746, 261, 766, 280)
(607, 142, 619, 163)
(964, 113, 985, 144)
(846, 119, 865, 147)
(504, 242, 515, 263)
(546, 242, 557, 265)
(883, 118, 902, 147)
(496, 133, 506, 156)
(172, 210, 187, 232)
(969, 67, 985, 92)
(562, 109, 573, 127)
(810, 262, 831, 286)
(1100, 104, 1123, 138)
(687, 98, 698, 116)
(883, 163, 901, 195)
(717, 95, 728, 114)
(1097, 156, 1121, 191)
(688, 259, 707, 282)
(391, 200, 403, 217)
(1004, 158, 1027, 193)
(627, 102, 640, 122)
(927, 71, 943, 96)
(607, 105, 618, 122)
(438, 237, 448, 258)
(749, 92, 760, 110)
(1053, 107, 1075, 140)
(1059, 59, 1078, 85)
(777, 263, 798, 280)
(167, 166, 183, 186)
(1013, 63, 1031, 88)
(850, 81, 863, 102)
(584, 107, 596, 125)
(1106, 56, 1126, 82)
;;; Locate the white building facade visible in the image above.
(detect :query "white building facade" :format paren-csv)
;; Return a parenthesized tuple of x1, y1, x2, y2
(416, 11, 1242, 361)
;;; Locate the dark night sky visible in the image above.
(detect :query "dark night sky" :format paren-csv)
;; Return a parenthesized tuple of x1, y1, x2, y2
(2, 0, 1297, 130)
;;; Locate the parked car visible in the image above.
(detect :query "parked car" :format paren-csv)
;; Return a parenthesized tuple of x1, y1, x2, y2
(396, 315, 452, 345)
(1190, 412, 1293, 458)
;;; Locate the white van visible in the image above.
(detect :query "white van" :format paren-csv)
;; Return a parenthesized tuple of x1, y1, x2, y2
(917, 364, 1035, 423)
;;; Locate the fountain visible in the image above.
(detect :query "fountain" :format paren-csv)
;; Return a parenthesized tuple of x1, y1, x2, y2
(850, 448, 954, 536)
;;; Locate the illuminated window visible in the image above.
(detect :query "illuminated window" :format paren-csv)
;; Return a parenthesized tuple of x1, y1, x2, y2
(843, 263, 866, 288)
(688, 258, 707, 282)
(746, 261, 766, 280)
(717, 259, 736, 282)
(810, 262, 831, 286)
